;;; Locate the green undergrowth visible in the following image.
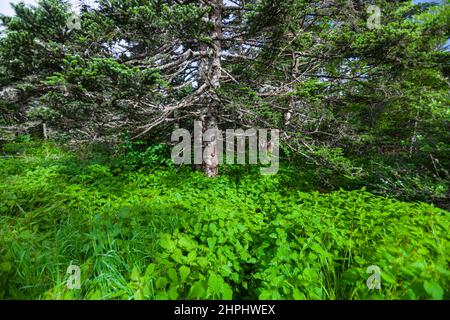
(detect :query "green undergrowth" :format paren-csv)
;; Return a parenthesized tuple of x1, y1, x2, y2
(0, 142, 449, 300)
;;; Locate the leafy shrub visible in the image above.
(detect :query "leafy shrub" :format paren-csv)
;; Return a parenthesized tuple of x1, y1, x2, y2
(1, 142, 449, 300)
(127, 189, 449, 300)
(116, 137, 173, 170)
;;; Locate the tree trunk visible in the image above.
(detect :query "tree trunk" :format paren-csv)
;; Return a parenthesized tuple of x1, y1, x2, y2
(199, 0, 223, 177)
(284, 52, 299, 128)
(43, 123, 48, 140)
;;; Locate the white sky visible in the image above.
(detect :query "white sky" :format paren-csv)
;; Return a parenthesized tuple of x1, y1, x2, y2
(0, 0, 36, 17)
(0, 0, 96, 16)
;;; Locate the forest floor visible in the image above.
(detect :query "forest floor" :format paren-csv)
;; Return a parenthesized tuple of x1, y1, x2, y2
(0, 141, 449, 300)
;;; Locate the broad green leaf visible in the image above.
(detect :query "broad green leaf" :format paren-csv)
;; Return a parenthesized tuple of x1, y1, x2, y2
(189, 281, 206, 299)
(424, 281, 444, 300)
(179, 266, 191, 282)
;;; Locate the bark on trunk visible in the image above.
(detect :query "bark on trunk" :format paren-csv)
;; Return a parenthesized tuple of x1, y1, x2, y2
(43, 123, 48, 140)
(199, 0, 223, 177)
(284, 52, 299, 128)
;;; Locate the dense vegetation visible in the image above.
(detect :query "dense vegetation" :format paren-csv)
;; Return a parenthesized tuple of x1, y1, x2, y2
(0, 0, 449, 300)
(0, 140, 448, 300)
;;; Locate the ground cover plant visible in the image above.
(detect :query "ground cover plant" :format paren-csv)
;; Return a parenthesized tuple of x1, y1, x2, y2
(0, 142, 448, 300)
